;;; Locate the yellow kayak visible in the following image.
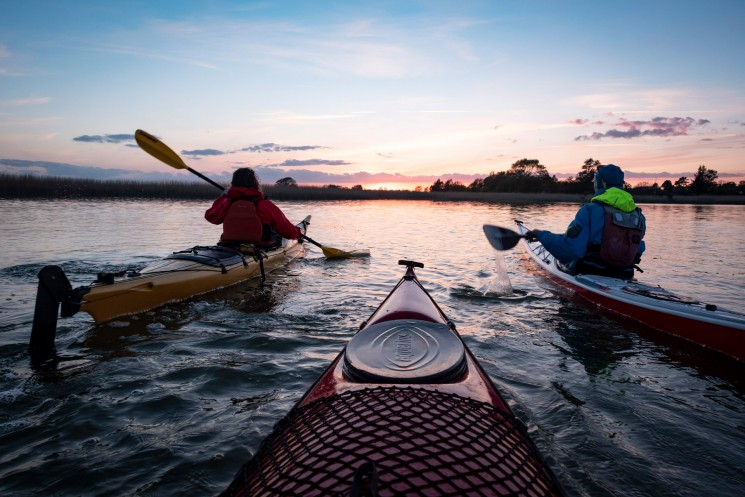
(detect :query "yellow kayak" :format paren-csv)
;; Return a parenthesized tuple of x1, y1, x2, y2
(29, 215, 310, 368)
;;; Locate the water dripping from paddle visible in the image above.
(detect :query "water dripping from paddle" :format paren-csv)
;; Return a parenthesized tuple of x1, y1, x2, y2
(479, 251, 514, 297)
(451, 252, 524, 301)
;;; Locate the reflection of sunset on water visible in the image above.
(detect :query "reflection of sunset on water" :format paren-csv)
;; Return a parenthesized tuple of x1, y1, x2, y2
(2, 197, 745, 497)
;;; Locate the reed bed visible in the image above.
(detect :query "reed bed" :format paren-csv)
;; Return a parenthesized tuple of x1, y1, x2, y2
(1, 174, 742, 204)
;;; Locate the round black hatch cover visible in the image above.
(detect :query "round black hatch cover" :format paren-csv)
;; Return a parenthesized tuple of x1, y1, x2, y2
(343, 319, 466, 383)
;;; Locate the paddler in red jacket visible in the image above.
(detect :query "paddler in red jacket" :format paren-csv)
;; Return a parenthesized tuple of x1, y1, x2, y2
(205, 168, 303, 249)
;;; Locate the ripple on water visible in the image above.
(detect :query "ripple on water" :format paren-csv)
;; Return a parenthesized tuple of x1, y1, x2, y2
(1, 200, 744, 497)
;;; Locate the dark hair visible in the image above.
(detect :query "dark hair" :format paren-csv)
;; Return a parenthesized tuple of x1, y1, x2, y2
(231, 168, 260, 190)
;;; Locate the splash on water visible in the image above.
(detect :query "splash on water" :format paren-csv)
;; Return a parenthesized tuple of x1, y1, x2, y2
(486, 250, 513, 295)
(451, 253, 529, 300)
(450, 285, 535, 301)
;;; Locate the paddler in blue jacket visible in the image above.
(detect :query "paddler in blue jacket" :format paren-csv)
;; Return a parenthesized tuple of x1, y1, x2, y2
(526, 164, 646, 279)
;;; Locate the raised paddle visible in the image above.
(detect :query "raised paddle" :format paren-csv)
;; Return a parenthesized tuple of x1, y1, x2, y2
(135, 129, 225, 191)
(135, 129, 369, 260)
(482, 224, 533, 251)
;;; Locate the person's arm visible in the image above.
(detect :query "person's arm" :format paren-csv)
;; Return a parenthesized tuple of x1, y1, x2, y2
(261, 200, 302, 239)
(204, 194, 230, 224)
(533, 205, 594, 263)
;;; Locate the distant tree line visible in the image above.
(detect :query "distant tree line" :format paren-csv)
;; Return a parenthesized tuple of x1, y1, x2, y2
(2, 161, 742, 202)
(0, 174, 416, 201)
(429, 159, 744, 196)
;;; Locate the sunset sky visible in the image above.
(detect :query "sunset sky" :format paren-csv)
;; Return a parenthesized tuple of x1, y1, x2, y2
(2, 0, 744, 189)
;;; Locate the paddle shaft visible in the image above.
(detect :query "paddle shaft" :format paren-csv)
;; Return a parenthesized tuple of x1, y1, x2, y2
(300, 234, 324, 249)
(189, 167, 225, 192)
(135, 129, 225, 191)
(135, 129, 363, 259)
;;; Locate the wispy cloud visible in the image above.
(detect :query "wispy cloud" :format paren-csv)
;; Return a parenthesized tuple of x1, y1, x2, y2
(251, 166, 481, 186)
(2, 97, 51, 106)
(182, 148, 225, 156)
(73, 134, 328, 158)
(239, 143, 326, 153)
(575, 117, 710, 141)
(86, 41, 219, 70)
(278, 159, 351, 167)
(182, 143, 329, 157)
(564, 88, 693, 112)
(72, 133, 135, 144)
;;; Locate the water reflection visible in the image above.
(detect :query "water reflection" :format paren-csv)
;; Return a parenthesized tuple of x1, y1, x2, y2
(547, 299, 636, 376)
(81, 275, 291, 356)
(2, 199, 745, 497)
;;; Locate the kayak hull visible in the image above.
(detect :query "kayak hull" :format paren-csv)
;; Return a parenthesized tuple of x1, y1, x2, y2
(515, 221, 745, 362)
(28, 216, 310, 369)
(78, 216, 309, 324)
(222, 261, 564, 497)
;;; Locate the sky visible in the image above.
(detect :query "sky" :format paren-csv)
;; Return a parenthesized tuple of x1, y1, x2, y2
(1, 0, 744, 189)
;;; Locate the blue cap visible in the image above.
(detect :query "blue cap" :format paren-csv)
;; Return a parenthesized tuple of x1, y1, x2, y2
(594, 164, 624, 191)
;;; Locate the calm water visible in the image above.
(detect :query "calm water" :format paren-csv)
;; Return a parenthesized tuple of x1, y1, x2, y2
(1, 199, 744, 497)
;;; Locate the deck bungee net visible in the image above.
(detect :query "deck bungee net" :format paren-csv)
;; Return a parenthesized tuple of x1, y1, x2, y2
(92, 245, 266, 285)
(222, 386, 562, 497)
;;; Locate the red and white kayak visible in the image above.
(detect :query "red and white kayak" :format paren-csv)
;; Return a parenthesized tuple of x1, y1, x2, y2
(513, 220, 745, 362)
(222, 260, 565, 497)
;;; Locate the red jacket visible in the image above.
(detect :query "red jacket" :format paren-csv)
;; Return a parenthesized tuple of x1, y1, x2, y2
(205, 187, 301, 242)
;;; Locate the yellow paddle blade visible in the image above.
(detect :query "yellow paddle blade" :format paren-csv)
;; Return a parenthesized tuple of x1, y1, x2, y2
(321, 247, 371, 259)
(135, 129, 188, 170)
(321, 246, 351, 259)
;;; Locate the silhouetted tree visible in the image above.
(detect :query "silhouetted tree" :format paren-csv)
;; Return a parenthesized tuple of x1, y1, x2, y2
(468, 178, 485, 191)
(276, 177, 297, 187)
(576, 158, 600, 191)
(578, 158, 600, 182)
(689, 165, 718, 194)
(510, 158, 549, 178)
(674, 176, 690, 194)
(716, 182, 740, 195)
(661, 179, 674, 196)
(429, 179, 445, 192)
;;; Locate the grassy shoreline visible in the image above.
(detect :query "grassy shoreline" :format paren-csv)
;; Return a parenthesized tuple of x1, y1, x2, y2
(1, 173, 743, 205)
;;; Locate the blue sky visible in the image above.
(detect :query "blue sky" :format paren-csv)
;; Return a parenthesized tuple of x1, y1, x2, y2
(1, 0, 744, 188)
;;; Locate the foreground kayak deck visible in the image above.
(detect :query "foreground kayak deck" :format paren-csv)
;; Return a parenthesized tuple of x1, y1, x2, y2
(28, 216, 310, 368)
(222, 261, 565, 497)
(514, 220, 745, 362)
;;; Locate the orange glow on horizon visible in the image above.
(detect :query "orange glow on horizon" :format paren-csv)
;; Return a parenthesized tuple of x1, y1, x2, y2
(362, 182, 423, 191)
